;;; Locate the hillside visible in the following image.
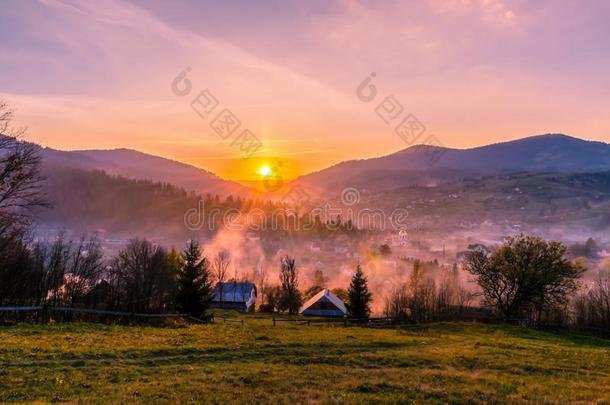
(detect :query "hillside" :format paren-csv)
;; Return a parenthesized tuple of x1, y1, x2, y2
(41, 146, 247, 196)
(330, 171, 610, 237)
(24, 134, 610, 241)
(33, 152, 610, 242)
(36, 167, 203, 241)
(34, 167, 288, 244)
(293, 134, 610, 195)
(0, 319, 608, 403)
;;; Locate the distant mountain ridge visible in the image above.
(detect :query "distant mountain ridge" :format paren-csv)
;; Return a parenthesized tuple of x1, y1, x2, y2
(15, 133, 610, 240)
(291, 134, 610, 195)
(41, 147, 247, 196)
(31, 133, 610, 199)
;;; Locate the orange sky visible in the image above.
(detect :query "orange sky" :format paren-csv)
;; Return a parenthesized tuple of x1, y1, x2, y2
(2, 1, 610, 180)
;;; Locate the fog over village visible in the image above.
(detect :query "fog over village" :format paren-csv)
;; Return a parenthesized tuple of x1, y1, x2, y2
(1, 1, 610, 403)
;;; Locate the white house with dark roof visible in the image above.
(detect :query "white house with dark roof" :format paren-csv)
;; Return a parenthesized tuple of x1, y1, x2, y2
(300, 289, 347, 318)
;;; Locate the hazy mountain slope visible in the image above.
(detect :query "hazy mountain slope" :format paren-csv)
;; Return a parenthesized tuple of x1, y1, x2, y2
(41, 147, 247, 196)
(35, 166, 202, 240)
(324, 170, 610, 238)
(293, 134, 610, 194)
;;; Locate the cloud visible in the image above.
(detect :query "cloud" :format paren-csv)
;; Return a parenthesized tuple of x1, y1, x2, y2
(1, 0, 609, 177)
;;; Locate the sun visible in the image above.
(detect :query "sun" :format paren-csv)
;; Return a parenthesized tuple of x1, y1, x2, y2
(257, 165, 273, 177)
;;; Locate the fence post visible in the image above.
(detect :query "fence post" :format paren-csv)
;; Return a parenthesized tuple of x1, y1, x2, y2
(273, 316, 276, 326)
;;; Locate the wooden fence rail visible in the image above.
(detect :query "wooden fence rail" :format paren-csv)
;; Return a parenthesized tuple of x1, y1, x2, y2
(0, 306, 199, 322)
(0, 306, 43, 312)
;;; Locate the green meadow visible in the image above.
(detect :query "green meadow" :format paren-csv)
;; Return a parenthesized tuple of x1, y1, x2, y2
(0, 316, 609, 404)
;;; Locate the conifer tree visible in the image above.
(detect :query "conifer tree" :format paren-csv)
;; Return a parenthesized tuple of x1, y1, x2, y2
(176, 240, 213, 317)
(346, 264, 372, 319)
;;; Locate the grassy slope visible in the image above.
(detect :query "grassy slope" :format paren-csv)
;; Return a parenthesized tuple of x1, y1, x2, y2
(0, 317, 609, 404)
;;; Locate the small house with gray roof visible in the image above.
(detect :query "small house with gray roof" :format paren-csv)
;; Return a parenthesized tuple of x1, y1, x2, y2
(211, 281, 257, 312)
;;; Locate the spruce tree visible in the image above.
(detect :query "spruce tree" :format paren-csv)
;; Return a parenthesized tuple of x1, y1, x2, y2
(176, 240, 213, 317)
(346, 264, 372, 319)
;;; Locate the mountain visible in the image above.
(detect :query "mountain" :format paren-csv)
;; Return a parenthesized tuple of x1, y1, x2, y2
(41, 147, 247, 196)
(344, 170, 610, 237)
(292, 134, 610, 195)
(36, 167, 202, 241)
(27, 134, 610, 244)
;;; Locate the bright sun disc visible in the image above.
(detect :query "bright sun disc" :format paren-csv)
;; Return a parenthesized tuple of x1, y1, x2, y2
(257, 165, 273, 176)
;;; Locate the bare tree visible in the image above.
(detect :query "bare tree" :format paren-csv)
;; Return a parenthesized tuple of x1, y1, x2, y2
(62, 236, 105, 307)
(109, 238, 176, 313)
(255, 264, 268, 305)
(279, 256, 302, 314)
(384, 261, 473, 322)
(0, 100, 47, 251)
(32, 234, 70, 306)
(212, 250, 231, 307)
(574, 270, 610, 333)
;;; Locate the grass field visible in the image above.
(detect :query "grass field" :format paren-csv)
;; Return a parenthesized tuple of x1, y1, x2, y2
(1, 315, 609, 404)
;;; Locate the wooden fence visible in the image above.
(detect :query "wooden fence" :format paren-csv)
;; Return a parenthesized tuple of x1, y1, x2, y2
(0, 306, 210, 324)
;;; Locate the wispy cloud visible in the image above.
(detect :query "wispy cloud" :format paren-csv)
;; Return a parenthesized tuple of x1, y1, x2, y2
(1, 0, 609, 179)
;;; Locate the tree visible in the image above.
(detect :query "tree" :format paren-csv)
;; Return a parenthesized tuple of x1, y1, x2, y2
(304, 285, 324, 300)
(34, 234, 71, 307)
(278, 256, 302, 314)
(108, 238, 176, 313)
(0, 101, 47, 254)
(262, 285, 282, 312)
(212, 250, 230, 308)
(0, 235, 37, 305)
(176, 240, 213, 317)
(407, 260, 436, 322)
(383, 284, 410, 320)
(464, 235, 586, 321)
(346, 264, 372, 318)
(254, 264, 268, 305)
(62, 236, 105, 308)
(574, 269, 610, 333)
(331, 288, 349, 303)
(304, 268, 325, 299)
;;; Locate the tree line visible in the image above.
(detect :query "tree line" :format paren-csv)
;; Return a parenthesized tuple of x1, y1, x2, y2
(0, 100, 608, 333)
(383, 234, 609, 335)
(0, 231, 377, 321)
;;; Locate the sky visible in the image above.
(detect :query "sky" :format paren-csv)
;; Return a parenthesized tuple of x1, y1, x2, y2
(1, 0, 610, 180)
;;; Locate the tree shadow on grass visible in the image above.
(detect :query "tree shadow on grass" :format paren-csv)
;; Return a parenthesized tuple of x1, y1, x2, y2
(492, 324, 610, 349)
(1, 340, 441, 370)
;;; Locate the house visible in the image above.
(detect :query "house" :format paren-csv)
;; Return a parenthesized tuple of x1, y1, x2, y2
(211, 282, 257, 312)
(300, 289, 347, 318)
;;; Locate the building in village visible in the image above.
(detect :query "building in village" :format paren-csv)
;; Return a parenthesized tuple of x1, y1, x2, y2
(211, 281, 257, 312)
(300, 289, 347, 318)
